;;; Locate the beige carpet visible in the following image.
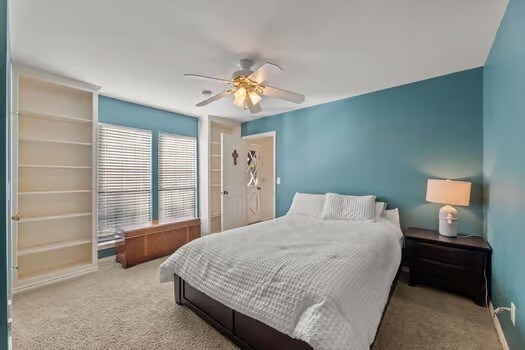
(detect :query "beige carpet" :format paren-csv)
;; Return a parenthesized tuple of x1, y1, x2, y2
(13, 258, 501, 350)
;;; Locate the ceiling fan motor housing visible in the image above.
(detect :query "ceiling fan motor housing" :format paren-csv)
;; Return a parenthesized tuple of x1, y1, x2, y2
(231, 69, 253, 80)
(231, 58, 255, 79)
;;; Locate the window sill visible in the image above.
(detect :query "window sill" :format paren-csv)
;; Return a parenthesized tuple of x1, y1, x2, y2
(98, 240, 118, 250)
(97, 218, 199, 250)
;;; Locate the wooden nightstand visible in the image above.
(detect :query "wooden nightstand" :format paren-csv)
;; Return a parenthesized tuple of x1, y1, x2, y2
(405, 227, 492, 306)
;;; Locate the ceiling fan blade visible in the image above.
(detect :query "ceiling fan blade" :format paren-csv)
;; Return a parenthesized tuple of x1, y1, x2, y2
(184, 74, 232, 84)
(262, 85, 305, 104)
(195, 90, 233, 107)
(246, 99, 262, 114)
(248, 62, 283, 84)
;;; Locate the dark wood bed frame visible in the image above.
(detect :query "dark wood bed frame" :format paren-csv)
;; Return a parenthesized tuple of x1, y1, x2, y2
(174, 267, 400, 350)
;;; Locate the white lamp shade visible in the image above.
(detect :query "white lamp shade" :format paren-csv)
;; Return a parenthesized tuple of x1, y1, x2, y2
(426, 179, 471, 206)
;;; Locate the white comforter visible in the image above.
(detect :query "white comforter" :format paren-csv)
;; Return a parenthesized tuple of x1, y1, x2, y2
(160, 215, 402, 350)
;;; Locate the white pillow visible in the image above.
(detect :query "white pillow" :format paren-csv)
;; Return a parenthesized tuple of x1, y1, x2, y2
(384, 208, 400, 228)
(321, 193, 376, 221)
(375, 201, 386, 219)
(287, 193, 325, 217)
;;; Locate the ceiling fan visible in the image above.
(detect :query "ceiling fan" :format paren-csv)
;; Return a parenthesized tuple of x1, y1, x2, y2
(184, 59, 305, 114)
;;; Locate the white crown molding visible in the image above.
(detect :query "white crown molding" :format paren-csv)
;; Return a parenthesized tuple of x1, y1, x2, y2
(100, 92, 202, 119)
(13, 62, 101, 92)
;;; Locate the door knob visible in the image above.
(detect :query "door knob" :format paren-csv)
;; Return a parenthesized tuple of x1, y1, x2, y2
(257, 187, 261, 190)
(221, 190, 229, 195)
(11, 214, 21, 221)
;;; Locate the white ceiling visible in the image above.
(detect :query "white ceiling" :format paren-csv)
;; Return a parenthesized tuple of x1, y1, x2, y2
(10, 0, 507, 121)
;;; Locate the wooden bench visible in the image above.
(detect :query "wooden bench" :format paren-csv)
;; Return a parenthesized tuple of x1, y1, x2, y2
(115, 219, 201, 268)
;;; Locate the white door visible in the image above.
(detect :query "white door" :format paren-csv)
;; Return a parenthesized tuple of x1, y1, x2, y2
(221, 134, 248, 231)
(246, 145, 261, 224)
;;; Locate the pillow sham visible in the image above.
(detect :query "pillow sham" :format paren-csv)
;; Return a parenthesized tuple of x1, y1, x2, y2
(321, 193, 376, 221)
(287, 193, 325, 218)
(375, 201, 386, 219)
(384, 208, 400, 228)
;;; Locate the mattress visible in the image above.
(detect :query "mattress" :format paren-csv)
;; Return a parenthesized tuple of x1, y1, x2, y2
(160, 215, 403, 350)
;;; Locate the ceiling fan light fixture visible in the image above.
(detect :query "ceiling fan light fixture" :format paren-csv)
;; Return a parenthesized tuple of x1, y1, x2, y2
(233, 87, 247, 107)
(234, 86, 246, 100)
(186, 60, 305, 113)
(233, 98, 245, 108)
(248, 91, 262, 105)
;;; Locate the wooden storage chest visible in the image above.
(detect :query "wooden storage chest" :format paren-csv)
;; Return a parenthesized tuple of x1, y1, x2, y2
(115, 219, 201, 268)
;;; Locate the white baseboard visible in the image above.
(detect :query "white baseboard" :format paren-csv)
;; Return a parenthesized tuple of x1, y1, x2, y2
(98, 256, 116, 263)
(489, 302, 510, 350)
(14, 264, 98, 294)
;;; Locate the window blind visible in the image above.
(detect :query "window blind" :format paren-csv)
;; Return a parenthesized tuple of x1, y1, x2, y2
(158, 133, 197, 223)
(97, 124, 152, 242)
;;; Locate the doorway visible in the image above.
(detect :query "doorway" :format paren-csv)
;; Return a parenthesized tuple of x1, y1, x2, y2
(220, 131, 276, 231)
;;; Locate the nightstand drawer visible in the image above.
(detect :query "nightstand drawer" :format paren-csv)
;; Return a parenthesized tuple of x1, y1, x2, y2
(415, 258, 479, 297)
(416, 242, 483, 268)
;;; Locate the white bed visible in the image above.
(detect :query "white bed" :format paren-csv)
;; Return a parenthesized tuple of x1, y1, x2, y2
(160, 214, 402, 350)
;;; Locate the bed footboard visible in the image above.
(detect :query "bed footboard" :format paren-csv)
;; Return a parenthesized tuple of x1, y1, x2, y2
(174, 267, 400, 350)
(174, 274, 313, 350)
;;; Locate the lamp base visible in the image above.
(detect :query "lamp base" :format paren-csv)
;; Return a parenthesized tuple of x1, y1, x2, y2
(439, 204, 458, 237)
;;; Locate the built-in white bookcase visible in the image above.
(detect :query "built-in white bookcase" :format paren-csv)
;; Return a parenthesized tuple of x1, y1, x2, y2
(10, 66, 100, 292)
(209, 121, 233, 233)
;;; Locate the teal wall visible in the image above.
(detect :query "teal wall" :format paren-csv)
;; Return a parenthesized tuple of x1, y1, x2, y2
(242, 68, 484, 234)
(483, 0, 525, 347)
(98, 96, 199, 221)
(1, 0, 8, 348)
(98, 247, 116, 259)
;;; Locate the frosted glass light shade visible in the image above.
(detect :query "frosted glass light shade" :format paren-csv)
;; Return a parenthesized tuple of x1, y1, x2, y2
(426, 179, 471, 206)
(248, 91, 262, 105)
(233, 87, 247, 107)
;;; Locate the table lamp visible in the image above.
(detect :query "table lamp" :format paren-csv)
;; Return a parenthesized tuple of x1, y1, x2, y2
(426, 179, 471, 237)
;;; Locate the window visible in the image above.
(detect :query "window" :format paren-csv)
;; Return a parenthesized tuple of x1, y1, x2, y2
(158, 133, 197, 223)
(97, 124, 152, 242)
(247, 150, 259, 186)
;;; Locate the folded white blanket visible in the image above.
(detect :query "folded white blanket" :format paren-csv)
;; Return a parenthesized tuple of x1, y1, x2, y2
(160, 215, 402, 350)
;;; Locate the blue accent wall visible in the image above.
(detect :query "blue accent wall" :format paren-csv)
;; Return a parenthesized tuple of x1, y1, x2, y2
(1, 0, 8, 348)
(242, 68, 484, 234)
(98, 96, 199, 221)
(98, 247, 116, 259)
(483, 0, 525, 347)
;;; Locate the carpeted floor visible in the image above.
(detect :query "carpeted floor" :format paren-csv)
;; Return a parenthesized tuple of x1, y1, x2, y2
(13, 258, 501, 350)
